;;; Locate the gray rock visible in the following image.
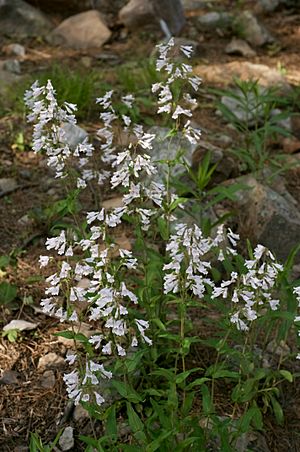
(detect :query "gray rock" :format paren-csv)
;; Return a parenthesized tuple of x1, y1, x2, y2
(193, 141, 224, 166)
(0, 370, 20, 385)
(266, 339, 290, 357)
(235, 10, 274, 47)
(197, 12, 233, 30)
(17, 214, 33, 226)
(232, 175, 300, 262)
(148, 126, 197, 184)
(257, 0, 281, 12)
(225, 38, 256, 57)
(59, 426, 74, 451)
(0, 178, 18, 196)
(182, 0, 206, 10)
(3, 319, 37, 332)
(118, 0, 155, 30)
(3, 43, 26, 58)
(220, 89, 266, 125)
(41, 370, 56, 389)
(119, 0, 185, 35)
(38, 352, 65, 369)
(151, 0, 186, 36)
(48, 10, 111, 49)
(2, 59, 21, 74)
(60, 123, 88, 149)
(73, 404, 89, 422)
(270, 108, 292, 132)
(0, 0, 52, 38)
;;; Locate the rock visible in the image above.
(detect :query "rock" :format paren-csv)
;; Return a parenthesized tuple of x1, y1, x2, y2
(38, 352, 65, 369)
(256, 0, 281, 12)
(41, 370, 56, 389)
(194, 61, 290, 90)
(282, 137, 300, 154)
(0, 0, 52, 38)
(3, 43, 26, 58)
(235, 430, 271, 452)
(235, 10, 274, 47)
(214, 133, 233, 148)
(148, 126, 197, 183)
(3, 319, 37, 332)
(220, 88, 266, 125)
(118, 0, 155, 30)
(2, 60, 21, 74)
(225, 38, 256, 57)
(80, 56, 92, 68)
(232, 175, 300, 262)
(192, 142, 235, 179)
(193, 141, 224, 166)
(119, 0, 185, 35)
(102, 196, 124, 209)
(266, 339, 290, 357)
(73, 404, 89, 422)
(0, 370, 20, 385)
(0, 70, 22, 96)
(197, 11, 233, 30)
(182, 0, 206, 10)
(0, 178, 18, 197)
(18, 214, 33, 226)
(48, 10, 111, 49)
(270, 108, 292, 132)
(60, 123, 88, 149)
(59, 426, 74, 451)
(151, 0, 186, 36)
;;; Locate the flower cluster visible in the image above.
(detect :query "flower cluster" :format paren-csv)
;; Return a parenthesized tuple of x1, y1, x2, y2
(163, 224, 240, 298)
(152, 38, 202, 145)
(212, 244, 283, 331)
(28, 37, 300, 412)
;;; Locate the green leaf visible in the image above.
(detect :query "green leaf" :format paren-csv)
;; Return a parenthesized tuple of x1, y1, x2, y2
(111, 380, 143, 403)
(106, 405, 117, 438)
(201, 384, 214, 415)
(270, 395, 284, 425)
(175, 368, 201, 385)
(0, 282, 17, 305)
(3, 329, 19, 343)
(126, 402, 147, 443)
(211, 370, 239, 380)
(181, 390, 195, 417)
(157, 217, 169, 240)
(145, 430, 175, 452)
(0, 255, 10, 269)
(169, 197, 187, 212)
(279, 370, 293, 383)
(238, 405, 263, 433)
(185, 377, 211, 390)
(53, 331, 88, 342)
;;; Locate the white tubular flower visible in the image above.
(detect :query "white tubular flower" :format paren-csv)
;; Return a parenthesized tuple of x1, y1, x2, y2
(188, 76, 201, 91)
(172, 106, 193, 120)
(122, 94, 135, 108)
(45, 230, 66, 255)
(39, 255, 50, 267)
(138, 133, 156, 150)
(180, 45, 194, 58)
(96, 90, 114, 109)
(135, 319, 152, 345)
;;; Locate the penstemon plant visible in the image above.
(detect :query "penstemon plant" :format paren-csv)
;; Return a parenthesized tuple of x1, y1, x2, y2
(25, 39, 300, 450)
